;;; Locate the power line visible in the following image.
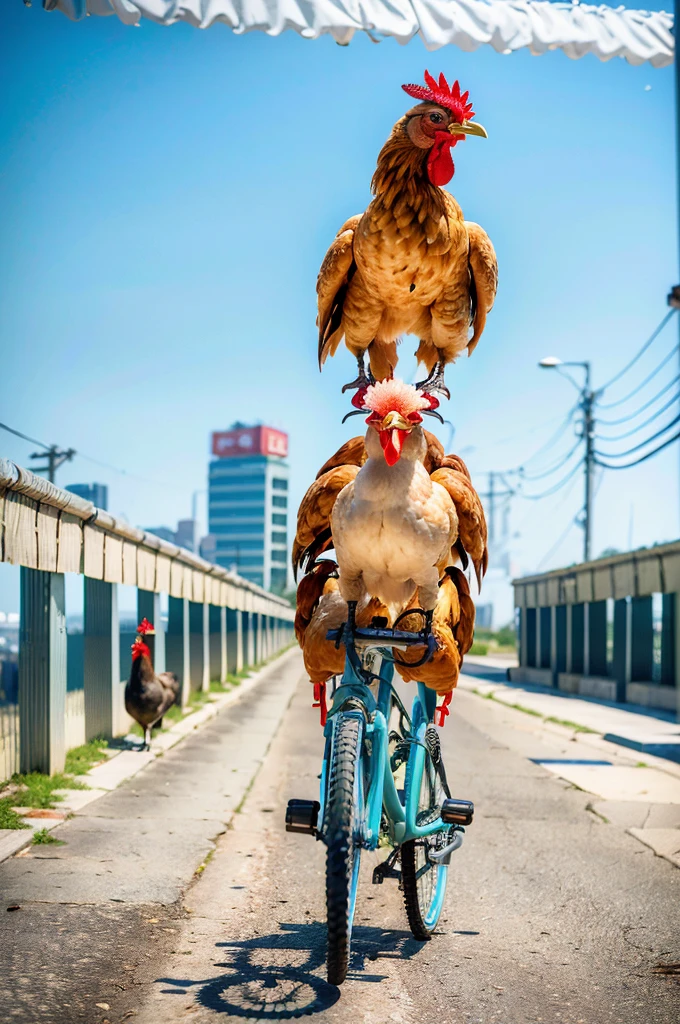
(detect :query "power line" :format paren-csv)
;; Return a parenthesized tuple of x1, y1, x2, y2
(598, 309, 677, 392)
(597, 374, 680, 427)
(596, 342, 677, 410)
(597, 387, 680, 441)
(595, 411, 680, 460)
(0, 421, 51, 451)
(516, 437, 582, 482)
(517, 457, 585, 501)
(0, 420, 186, 493)
(594, 428, 680, 470)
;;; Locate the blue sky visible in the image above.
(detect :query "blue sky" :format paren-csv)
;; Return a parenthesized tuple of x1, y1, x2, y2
(0, 2, 677, 612)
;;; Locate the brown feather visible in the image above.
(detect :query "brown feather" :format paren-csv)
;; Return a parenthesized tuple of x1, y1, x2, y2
(316, 436, 366, 479)
(292, 465, 359, 577)
(431, 467, 488, 588)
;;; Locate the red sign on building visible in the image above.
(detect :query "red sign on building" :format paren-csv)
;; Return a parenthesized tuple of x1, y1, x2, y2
(212, 426, 288, 459)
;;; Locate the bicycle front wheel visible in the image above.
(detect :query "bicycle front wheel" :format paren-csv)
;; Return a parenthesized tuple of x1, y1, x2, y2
(324, 712, 364, 986)
(401, 725, 449, 940)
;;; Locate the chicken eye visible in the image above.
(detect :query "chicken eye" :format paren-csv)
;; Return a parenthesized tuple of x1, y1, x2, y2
(429, 112, 444, 124)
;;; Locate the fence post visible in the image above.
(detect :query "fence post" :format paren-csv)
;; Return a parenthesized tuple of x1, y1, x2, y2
(207, 604, 221, 686)
(201, 602, 210, 692)
(167, 597, 190, 707)
(236, 611, 244, 672)
(220, 606, 228, 683)
(19, 567, 67, 774)
(137, 590, 165, 674)
(247, 612, 255, 667)
(83, 578, 121, 741)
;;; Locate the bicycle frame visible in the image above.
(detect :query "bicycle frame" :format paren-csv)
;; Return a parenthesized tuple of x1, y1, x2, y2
(318, 648, 449, 850)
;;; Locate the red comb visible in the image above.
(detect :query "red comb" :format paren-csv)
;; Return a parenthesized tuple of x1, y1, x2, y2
(402, 71, 475, 125)
(137, 618, 154, 635)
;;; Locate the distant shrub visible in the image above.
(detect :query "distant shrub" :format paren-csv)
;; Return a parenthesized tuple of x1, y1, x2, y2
(469, 641, 489, 656)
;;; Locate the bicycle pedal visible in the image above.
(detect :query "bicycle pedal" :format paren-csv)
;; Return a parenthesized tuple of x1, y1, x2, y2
(441, 798, 474, 826)
(372, 863, 401, 885)
(285, 798, 320, 835)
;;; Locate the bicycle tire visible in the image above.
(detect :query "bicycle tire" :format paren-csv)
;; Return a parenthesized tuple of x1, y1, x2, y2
(401, 728, 449, 941)
(324, 712, 364, 986)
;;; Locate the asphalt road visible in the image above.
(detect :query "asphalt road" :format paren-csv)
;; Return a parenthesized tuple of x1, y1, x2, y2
(136, 661, 679, 1024)
(2, 653, 678, 1023)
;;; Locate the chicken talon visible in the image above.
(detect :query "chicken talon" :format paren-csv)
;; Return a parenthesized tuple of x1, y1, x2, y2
(341, 354, 373, 394)
(415, 361, 451, 401)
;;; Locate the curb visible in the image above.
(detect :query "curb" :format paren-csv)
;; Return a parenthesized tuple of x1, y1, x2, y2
(0, 646, 300, 866)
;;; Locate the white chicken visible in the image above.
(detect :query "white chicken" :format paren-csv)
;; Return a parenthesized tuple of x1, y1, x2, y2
(331, 379, 458, 617)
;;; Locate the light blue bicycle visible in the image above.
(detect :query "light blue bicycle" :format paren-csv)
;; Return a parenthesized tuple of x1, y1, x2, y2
(286, 602, 474, 986)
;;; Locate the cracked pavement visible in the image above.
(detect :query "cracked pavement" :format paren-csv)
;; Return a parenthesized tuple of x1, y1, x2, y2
(1, 652, 678, 1023)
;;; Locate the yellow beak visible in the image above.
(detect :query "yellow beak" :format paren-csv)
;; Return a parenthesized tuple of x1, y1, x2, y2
(380, 411, 412, 431)
(449, 120, 488, 139)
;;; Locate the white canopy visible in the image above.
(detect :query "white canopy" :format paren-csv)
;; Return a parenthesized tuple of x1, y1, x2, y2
(47, 1, 674, 68)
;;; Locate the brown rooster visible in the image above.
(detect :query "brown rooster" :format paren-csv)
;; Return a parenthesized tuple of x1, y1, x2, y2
(125, 618, 180, 750)
(317, 70, 497, 396)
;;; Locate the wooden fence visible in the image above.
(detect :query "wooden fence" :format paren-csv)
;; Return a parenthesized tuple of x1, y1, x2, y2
(0, 458, 295, 777)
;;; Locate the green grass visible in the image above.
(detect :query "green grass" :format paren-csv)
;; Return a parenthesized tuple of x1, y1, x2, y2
(473, 688, 596, 731)
(545, 716, 596, 734)
(64, 738, 109, 777)
(469, 641, 489, 656)
(0, 797, 29, 830)
(32, 828, 65, 846)
(8, 771, 87, 809)
(510, 702, 542, 717)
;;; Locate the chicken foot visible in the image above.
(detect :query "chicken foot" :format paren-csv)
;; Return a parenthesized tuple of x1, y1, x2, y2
(415, 359, 451, 401)
(341, 352, 375, 394)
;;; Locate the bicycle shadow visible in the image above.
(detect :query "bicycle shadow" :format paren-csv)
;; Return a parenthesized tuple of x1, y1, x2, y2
(157, 920, 425, 1018)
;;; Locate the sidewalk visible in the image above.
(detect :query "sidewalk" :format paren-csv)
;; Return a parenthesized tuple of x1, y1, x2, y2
(0, 649, 304, 1023)
(460, 655, 680, 869)
(463, 654, 680, 762)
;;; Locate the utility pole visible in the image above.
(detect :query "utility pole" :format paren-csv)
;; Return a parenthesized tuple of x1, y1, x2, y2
(488, 471, 496, 548)
(582, 366, 595, 563)
(29, 445, 75, 484)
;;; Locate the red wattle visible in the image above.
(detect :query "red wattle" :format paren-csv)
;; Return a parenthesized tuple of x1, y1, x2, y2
(427, 131, 463, 188)
(380, 428, 407, 466)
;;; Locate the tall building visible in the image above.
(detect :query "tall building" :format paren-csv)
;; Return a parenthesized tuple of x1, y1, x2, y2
(175, 518, 197, 553)
(65, 482, 108, 510)
(209, 424, 289, 593)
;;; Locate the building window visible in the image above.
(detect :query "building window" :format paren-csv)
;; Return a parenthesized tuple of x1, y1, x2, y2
(209, 472, 266, 487)
(271, 550, 287, 563)
(210, 490, 265, 505)
(272, 513, 287, 526)
(209, 508, 264, 519)
(215, 540, 264, 552)
(272, 478, 288, 491)
(272, 495, 287, 509)
(271, 531, 287, 545)
(210, 524, 264, 536)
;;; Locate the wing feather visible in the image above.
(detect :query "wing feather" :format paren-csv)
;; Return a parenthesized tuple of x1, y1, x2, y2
(292, 465, 359, 578)
(465, 221, 498, 356)
(317, 215, 361, 368)
(430, 467, 488, 588)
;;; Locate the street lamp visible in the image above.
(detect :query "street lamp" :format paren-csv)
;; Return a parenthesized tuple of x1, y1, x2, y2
(539, 357, 596, 563)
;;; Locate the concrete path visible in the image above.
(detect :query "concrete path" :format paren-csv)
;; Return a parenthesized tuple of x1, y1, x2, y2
(1, 655, 678, 1023)
(0, 649, 301, 1023)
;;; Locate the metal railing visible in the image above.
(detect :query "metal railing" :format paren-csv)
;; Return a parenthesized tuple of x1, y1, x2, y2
(511, 540, 680, 717)
(0, 458, 295, 777)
